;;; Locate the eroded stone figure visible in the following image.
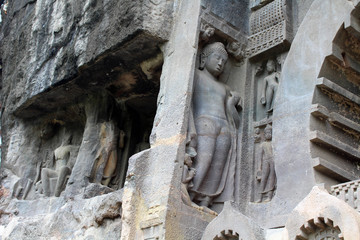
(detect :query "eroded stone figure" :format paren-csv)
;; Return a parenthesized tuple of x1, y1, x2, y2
(101, 129, 125, 186)
(254, 127, 261, 143)
(90, 122, 125, 186)
(260, 59, 280, 117)
(41, 135, 77, 197)
(182, 145, 217, 215)
(200, 24, 215, 42)
(256, 124, 276, 202)
(226, 41, 244, 61)
(181, 152, 197, 207)
(13, 178, 33, 200)
(188, 42, 241, 208)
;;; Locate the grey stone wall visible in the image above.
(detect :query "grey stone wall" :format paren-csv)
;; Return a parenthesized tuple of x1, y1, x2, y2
(0, 0, 173, 183)
(0, 0, 174, 238)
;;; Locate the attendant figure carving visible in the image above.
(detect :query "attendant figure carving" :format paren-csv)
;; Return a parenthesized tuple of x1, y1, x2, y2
(254, 127, 261, 143)
(200, 24, 215, 42)
(260, 59, 280, 118)
(188, 42, 241, 208)
(256, 124, 276, 202)
(226, 41, 244, 61)
(181, 152, 197, 207)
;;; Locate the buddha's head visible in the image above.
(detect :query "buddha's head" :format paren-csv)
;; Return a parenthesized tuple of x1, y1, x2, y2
(266, 59, 276, 73)
(200, 42, 228, 77)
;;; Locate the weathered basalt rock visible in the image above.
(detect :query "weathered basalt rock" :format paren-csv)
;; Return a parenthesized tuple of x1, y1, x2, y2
(0, 0, 171, 238)
(2, 0, 360, 239)
(1, 190, 123, 239)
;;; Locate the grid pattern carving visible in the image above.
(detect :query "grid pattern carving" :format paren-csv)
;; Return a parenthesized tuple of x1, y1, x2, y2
(246, 0, 287, 57)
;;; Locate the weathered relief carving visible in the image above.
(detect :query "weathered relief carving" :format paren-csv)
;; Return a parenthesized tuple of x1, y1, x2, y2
(255, 124, 276, 203)
(226, 41, 245, 62)
(140, 206, 164, 240)
(181, 147, 218, 215)
(40, 135, 79, 197)
(200, 23, 215, 42)
(89, 121, 125, 186)
(181, 151, 197, 206)
(186, 42, 242, 209)
(102, 129, 125, 187)
(13, 177, 33, 200)
(246, 0, 292, 59)
(254, 127, 261, 143)
(260, 59, 280, 118)
(40, 123, 57, 140)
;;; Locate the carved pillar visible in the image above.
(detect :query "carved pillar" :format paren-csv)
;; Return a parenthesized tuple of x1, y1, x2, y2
(120, 1, 204, 239)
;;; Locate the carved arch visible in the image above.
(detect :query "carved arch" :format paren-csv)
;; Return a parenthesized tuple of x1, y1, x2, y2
(213, 229, 240, 240)
(310, 1, 360, 183)
(201, 202, 266, 240)
(295, 217, 342, 240)
(283, 187, 360, 240)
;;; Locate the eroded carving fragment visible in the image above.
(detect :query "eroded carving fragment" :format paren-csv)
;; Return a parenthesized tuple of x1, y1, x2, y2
(200, 23, 215, 42)
(40, 134, 78, 197)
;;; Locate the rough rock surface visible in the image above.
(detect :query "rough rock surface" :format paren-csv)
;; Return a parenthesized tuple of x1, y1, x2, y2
(0, 189, 123, 239)
(0, 0, 173, 239)
(0, 0, 172, 151)
(2, 0, 360, 239)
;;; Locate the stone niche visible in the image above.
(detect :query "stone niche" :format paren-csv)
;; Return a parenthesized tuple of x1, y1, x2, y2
(248, 0, 360, 231)
(2, 43, 161, 199)
(0, 0, 171, 196)
(185, 0, 291, 226)
(181, 0, 249, 213)
(0, 0, 170, 238)
(172, 1, 292, 237)
(181, 0, 360, 238)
